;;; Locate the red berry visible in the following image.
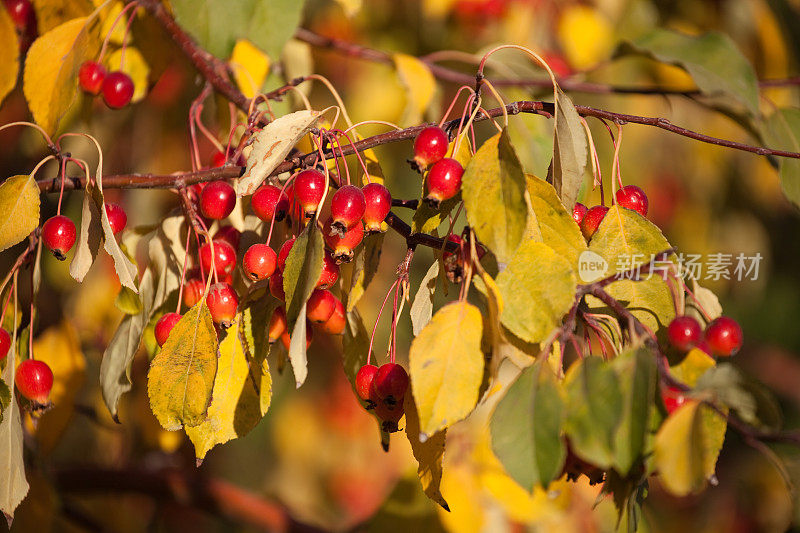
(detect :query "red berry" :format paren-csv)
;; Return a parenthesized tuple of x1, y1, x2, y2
(425, 158, 463, 208)
(705, 316, 743, 357)
(277, 237, 296, 271)
(155, 312, 182, 347)
(572, 202, 588, 226)
(15, 359, 53, 404)
(269, 270, 285, 301)
(101, 71, 134, 109)
(200, 181, 236, 220)
(251, 184, 289, 222)
(42, 215, 77, 260)
(330, 185, 366, 235)
(213, 226, 241, 250)
(0, 328, 10, 361)
(199, 239, 237, 276)
(78, 61, 107, 95)
(661, 385, 686, 415)
(321, 297, 345, 335)
(616, 185, 649, 217)
(371, 363, 409, 405)
(105, 202, 127, 236)
(667, 316, 703, 352)
(323, 218, 364, 263)
(183, 276, 205, 308)
(280, 319, 313, 350)
(242, 244, 277, 282)
(211, 150, 227, 168)
(413, 126, 448, 169)
(362, 183, 391, 233)
(318, 252, 340, 289)
(293, 169, 327, 217)
(4, 0, 33, 30)
(307, 289, 336, 323)
(580, 205, 609, 240)
(206, 282, 238, 328)
(268, 307, 287, 342)
(355, 364, 379, 401)
(373, 397, 405, 432)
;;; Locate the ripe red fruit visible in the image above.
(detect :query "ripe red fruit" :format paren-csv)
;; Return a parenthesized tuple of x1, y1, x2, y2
(251, 184, 289, 222)
(616, 185, 649, 217)
(280, 320, 313, 350)
(355, 364, 379, 402)
(277, 237, 296, 271)
(580, 205, 609, 240)
(425, 158, 463, 208)
(206, 282, 238, 328)
(374, 398, 405, 432)
(293, 169, 327, 217)
(667, 316, 703, 352)
(243, 244, 277, 282)
(183, 276, 205, 308)
(155, 312, 182, 347)
(268, 307, 287, 342)
(362, 183, 391, 233)
(15, 359, 53, 404)
(0, 328, 10, 360)
(705, 316, 743, 357)
(321, 297, 345, 335)
(200, 181, 236, 220)
(101, 71, 134, 109)
(105, 202, 127, 235)
(413, 126, 448, 169)
(269, 270, 285, 301)
(371, 363, 409, 405)
(42, 215, 77, 260)
(330, 185, 366, 235)
(211, 150, 227, 168)
(323, 218, 364, 263)
(318, 252, 340, 289)
(572, 202, 588, 226)
(199, 239, 237, 275)
(78, 61, 107, 95)
(4, 0, 33, 30)
(213, 226, 241, 250)
(661, 385, 686, 414)
(306, 289, 336, 323)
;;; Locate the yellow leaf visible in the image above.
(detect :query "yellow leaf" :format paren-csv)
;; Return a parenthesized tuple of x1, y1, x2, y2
(409, 301, 484, 437)
(147, 301, 218, 431)
(96, 1, 125, 45)
(185, 315, 264, 461)
(23, 16, 101, 135)
(0, 175, 40, 252)
(404, 392, 449, 511)
(556, 5, 613, 71)
(0, 7, 18, 106)
(104, 46, 150, 103)
(31, 0, 93, 34)
(671, 347, 716, 387)
(230, 39, 270, 99)
(394, 53, 436, 126)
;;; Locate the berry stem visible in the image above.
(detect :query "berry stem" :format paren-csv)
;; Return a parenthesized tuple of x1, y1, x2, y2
(98, 1, 139, 63)
(118, 7, 138, 69)
(367, 279, 400, 366)
(0, 280, 15, 327)
(57, 156, 68, 215)
(331, 129, 372, 184)
(175, 226, 191, 314)
(438, 85, 475, 128)
(194, 102, 225, 155)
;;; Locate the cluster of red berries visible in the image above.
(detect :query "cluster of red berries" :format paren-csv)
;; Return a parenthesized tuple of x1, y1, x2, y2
(1, 328, 54, 405)
(79, 61, 135, 109)
(354, 362, 409, 432)
(572, 185, 649, 240)
(413, 126, 464, 208)
(41, 203, 127, 260)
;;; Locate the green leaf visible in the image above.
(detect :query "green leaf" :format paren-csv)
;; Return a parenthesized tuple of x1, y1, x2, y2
(617, 29, 760, 116)
(241, 297, 276, 416)
(0, 175, 40, 253)
(551, 87, 588, 210)
(525, 174, 587, 269)
(409, 301, 484, 437)
(461, 129, 528, 266)
(490, 360, 566, 491)
(283, 218, 324, 331)
(611, 348, 657, 476)
(147, 301, 219, 430)
(564, 356, 622, 469)
(0, 330, 28, 523)
(114, 286, 142, 315)
(410, 261, 439, 336)
(764, 108, 800, 207)
(496, 241, 576, 344)
(346, 232, 384, 312)
(171, 0, 307, 60)
(404, 392, 449, 511)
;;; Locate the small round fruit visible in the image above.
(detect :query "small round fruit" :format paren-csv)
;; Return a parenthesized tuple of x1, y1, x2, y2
(413, 126, 448, 169)
(4, 0, 33, 30)
(199, 239, 237, 276)
(374, 399, 405, 432)
(321, 297, 345, 335)
(362, 183, 391, 233)
(251, 184, 289, 222)
(243, 244, 277, 282)
(211, 150, 227, 168)
(78, 61, 107, 95)
(280, 320, 313, 350)
(15, 359, 53, 404)
(425, 158, 463, 208)
(105, 202, 127, 235)
(705, 316, 743, 357)
(213, 226, 241, 250)
(371, 363, 409, 405)
(572, 202, 588, 226)
(355, 364, 379, 402)
(206, 283, 238, 328)
(269, 270, 285, 301)
(323, 218, 364, 263)
(101, 71, 134, 109)
(616, 185, 649, 217)
(277, 238, 296, 271)
(293, 169, 327, 217)
(306, 289, 336, 323)
(667, 316, 703, 352)
(183, 276, 205, 308)
(268, 307, 287, 342)
(318, 252, 340, 289)
(0, 328, 10, 361)
(580, 205, 609, 240)
(42, 215, 77, 260)
(329, 185, 366, 235)
(662, 385, 686, 414)
(155, 312, 182, 347)
(200, 181, 236, 220)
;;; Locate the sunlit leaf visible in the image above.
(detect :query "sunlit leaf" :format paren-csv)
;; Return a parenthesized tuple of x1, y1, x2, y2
(31, 0, 92, 34)
(0, 175, 40, 253)
(405, 392, 449, 511)
(394, 53, 436, 126)
(525, 174, 587, 269)
(230, 39, 270, 98)
(0, 8, 19, 107)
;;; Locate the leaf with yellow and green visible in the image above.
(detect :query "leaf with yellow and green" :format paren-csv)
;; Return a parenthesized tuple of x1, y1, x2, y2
(114, 286, 142, 315)
(185, 315, 263, 461)
(147, 301, 218, 430)
(284, 217, 324, 330)
(551, 87, 588, 210)
(525, 174, 586, 269)
(346, 232, 384, 312)
(0, 381, 9, 424)
(671, 348, 716, 387)
(410, 260, 439, 336)
(23, 15, 102, 134)
(404, 392, 449, 511)
(0, 175, 40, 253)
(0, 8, 19, 107)
(241, 298, 277, 415)
(31, 0, 92, 34)
(409, 301, 484, 437)
(461, 129, 528, 266)
(496, 241, 576, 344)
(230, 39, 270, 99)
(394, 53, 436, 126)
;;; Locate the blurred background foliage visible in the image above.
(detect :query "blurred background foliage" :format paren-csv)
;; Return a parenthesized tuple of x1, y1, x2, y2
(1, 0, 800, 531)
